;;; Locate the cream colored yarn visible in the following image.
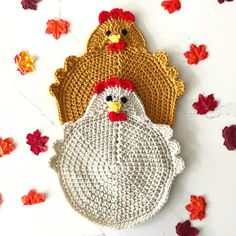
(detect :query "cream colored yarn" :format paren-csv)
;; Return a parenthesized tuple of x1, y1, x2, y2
(50, 83, 184, 229)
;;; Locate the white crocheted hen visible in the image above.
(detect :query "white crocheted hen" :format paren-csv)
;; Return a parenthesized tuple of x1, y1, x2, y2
(50, 77, 184, 229)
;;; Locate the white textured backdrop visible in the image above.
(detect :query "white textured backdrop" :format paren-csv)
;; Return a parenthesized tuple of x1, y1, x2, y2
(0, 0, 235, 235)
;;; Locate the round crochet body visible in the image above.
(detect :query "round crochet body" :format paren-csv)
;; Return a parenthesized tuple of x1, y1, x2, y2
(50, 78, 184, 228)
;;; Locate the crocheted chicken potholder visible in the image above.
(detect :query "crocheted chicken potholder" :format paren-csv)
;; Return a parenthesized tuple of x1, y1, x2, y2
(50, 8, 185, 127)
(50, 78, 185, 228)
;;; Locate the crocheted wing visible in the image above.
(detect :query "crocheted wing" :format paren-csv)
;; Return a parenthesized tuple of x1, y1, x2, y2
(50, 78, 184, 228)
(50, 8, 184, 127)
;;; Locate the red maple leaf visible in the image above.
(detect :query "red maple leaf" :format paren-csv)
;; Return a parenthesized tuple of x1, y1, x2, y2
(185, 195, 207, 220)
(0, 137, 14, 157)
(192, 94, 218, 115)
(222, 125, 236, 150)
(0, 193, 3, 205)
(21, 189, 46, 205)
(218, 0, 234, 3)
(184, 44, 208, 64)
(176, 220, 199, 236)
(21, 0, 40, 10)
(26, 129, 49, 155)
(46, 19, 69, 40)
(161, 0, 181, 14)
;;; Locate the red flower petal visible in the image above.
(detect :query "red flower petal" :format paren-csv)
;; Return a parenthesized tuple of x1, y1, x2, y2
(21, 0, 40, 10)
(192, 94, 218, 115)
(222, 125, 236, 150)
(21, 189, 46, 205)
(185, 195, 207, 220)
(26, 129, 49, 155)
(46, 19, 69, 40)
(161, 0, 181, 14)
(176, 220, 199, 236)
(184, 44, 208, 64)
(0, 137, 14, 157)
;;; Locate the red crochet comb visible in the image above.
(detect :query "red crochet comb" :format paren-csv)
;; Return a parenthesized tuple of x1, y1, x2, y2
(93, 77, 136, 95)
(99, 8, 135, 24)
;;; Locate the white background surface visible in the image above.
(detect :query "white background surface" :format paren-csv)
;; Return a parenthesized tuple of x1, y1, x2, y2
(0, 0, 235, 235)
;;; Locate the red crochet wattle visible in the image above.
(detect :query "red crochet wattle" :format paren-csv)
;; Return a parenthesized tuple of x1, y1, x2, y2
(99, 8, 135, 24)
(107, 41, 127, 52)
(93, 77, 135, 95)
(108, 112, 127, 122)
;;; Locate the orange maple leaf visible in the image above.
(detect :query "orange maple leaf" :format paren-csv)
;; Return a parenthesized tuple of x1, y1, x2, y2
(0, 138, 14, 157)
(46, 19, 69, 40)
(185, 195, 206, 220)
(14, 51, 35, 75)
(21, 189, 46, 205)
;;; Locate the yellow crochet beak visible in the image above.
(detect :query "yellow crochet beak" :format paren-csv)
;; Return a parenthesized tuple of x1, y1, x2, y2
(108, 34, 121, 43)
(108, 101, 122, 113)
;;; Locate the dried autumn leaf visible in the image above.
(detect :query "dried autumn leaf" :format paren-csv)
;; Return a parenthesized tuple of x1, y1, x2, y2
(21, 189, 46, 205)
(21, 0, 40, 10)
(176, 220, 199, 236)
(0, 193, 3, 205)
(14, 51, 35, 75)
(161, 0, 181, 14)
(0, 137, 14, 157)
(183, 44, 208, 64)
(192, 94, 218, 115)
(222, 125, 236, 150)
(26, 129, 49, 155)
(218, 0, 234, 3)
(185, 195, 207, 220)
(46, 19, 69, 40)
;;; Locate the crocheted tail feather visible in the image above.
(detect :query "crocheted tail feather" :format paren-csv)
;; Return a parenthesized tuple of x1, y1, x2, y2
(155, 124, 184, 176)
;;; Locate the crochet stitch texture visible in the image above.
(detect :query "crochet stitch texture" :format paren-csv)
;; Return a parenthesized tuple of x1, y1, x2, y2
(50, 8, 185, 127)
(50, 78, 185, 228)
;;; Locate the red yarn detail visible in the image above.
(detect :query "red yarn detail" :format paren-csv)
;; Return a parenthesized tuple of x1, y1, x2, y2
(107, 41, 127, 52)
(93, 78, 135, 95)
(184, 44, 208, 64)
(161, 0, 181, 14)
(99, 8, 135, 24)
(185, 195, 207, 220)
(108, 112, 127, 122)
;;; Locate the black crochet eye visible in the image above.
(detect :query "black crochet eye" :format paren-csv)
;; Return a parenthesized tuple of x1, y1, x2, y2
(122, 29, 128, 36)
(106, 30, 111, 36)
(121, 96, 128, 103)
(106, 95, 113, 102)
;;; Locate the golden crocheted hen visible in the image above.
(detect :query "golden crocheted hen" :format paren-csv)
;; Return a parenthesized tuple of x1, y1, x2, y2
(50, 8, 185, 127)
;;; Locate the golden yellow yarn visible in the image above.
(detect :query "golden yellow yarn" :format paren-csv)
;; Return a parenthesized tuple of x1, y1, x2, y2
(50, 18, 185, 127)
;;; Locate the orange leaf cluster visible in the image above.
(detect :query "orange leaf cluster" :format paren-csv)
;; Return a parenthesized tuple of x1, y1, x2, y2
(21, 189, 46, 205)
(0, 137, 14, 157)
(14, 51, 35, 75)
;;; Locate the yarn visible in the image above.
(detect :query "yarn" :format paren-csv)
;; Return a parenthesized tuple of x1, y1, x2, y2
(50, 78, 185, 228)
(50, 8, 185, 127)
